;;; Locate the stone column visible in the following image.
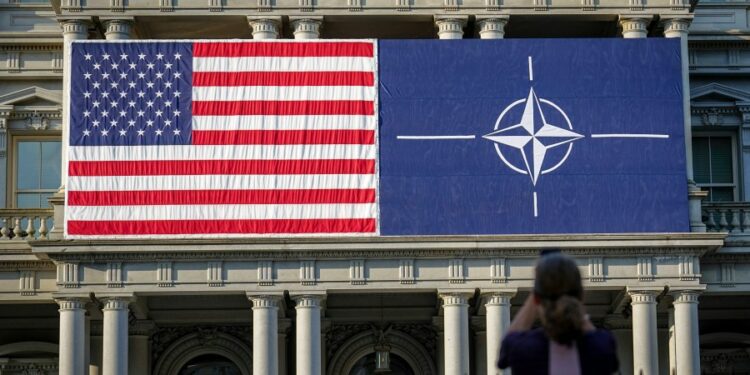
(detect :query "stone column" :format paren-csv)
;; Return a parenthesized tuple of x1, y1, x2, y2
(662, 17, 704, 233)
(476, 17, 508, 39)
(249, 295, 281, 375)
(471, 317, 487, 375)
(434, 16, 467, 40)
(57, 298, 87, 375)
(739, 107, 750, 201)
(102, 18, 134, 40)
(619, 16, 650, 38)
(629, 289, 660, 375)
(278, 318, 291, 375)
(248, 17, 281, 40)
(85, 314, 91, 375)
(102, 298, 131, 375)
(129, 321, 155, 375)
(291, 17, 323, 39)
(432, 317, 445, 375)
(294, 295, 323, 375)
(440, 292, 471, 375)
(485, 293, 512, 374)
(671, 290, 701, 375)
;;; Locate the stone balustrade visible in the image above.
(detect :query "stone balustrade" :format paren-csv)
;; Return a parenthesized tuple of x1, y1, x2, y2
(703, 202, 750, 233)
(0, 208, 53, 241)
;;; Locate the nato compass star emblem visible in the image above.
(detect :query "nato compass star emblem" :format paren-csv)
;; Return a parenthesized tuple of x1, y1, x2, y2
(396, 56, 670, 218)
(483, 87, 584, 187)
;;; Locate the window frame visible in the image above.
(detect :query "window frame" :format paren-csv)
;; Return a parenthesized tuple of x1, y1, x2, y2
(7, 132, 62, 209)
(692, 131, 739, 202)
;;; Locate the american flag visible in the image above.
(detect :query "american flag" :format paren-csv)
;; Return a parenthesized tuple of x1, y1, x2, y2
(66, 41, 378, 238)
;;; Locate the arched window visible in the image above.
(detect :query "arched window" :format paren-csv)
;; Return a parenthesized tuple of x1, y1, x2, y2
(178, 354, 242, 375)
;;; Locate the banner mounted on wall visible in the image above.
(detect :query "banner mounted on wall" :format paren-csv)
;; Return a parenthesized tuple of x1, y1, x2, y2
(64, 39, 688, 238)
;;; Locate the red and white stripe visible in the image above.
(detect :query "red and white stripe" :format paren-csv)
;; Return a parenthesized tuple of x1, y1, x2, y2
(66, 40, 378, 238)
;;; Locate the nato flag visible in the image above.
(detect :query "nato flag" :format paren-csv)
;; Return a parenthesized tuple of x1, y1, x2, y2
(377, 38, 689, 235)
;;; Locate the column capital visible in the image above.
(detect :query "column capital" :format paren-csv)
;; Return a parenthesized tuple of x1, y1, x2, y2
(292, 293, 325, 308)
(247, 16, 281, 40)
(101, 296, 134, 311)
(439, 290, 473, 306)
(476, 16, 509, 39)
(248, 294, 283, 308)
(290, 16, 323, 39)
(481, 289, 516, 306)
(58, 17, 91, 37)
(661, 16, 692, 38)
(627, 287, 662, 304)
(669, 288, 703, 304)
(55, 297, 88, 311)
(618, 15, 652, 38)
(101, 17, 135, 40)
(434, 15, 468, 39)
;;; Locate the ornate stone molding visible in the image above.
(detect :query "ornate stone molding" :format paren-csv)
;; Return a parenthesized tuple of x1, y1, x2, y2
(291, 17, 323, 39)
(627, 289, 660, 304)
(349, 259, 366, 285)
(293, 294, 322, 308)
(152, 327, 252, 375)
(483, 292, 512, 306)
(41, 245, 717, 262)
(102, 19, 134, 40)
(248, 294, 281, 309)
(55, 297, 87, 311)
(327, 327, 437, 375)
(399, 259, 415, 284)
(0, 260, 55, 272)
(662, 17, 691, 37)
(247, 17, 280, 39)
(0, 361, 58, 374)
(619, 16, 650, 38)
(476, 17, 508, 39)
(60, 19, 90, 36)
(101, 296, 132, 311)
(207, 261, 223, 287)
(439, 292, 471, 306)
(56, 262, 79, 288)
(106, 262, 123, 288)
(434, 16, 467, 39)
(670, 289, 701, 304)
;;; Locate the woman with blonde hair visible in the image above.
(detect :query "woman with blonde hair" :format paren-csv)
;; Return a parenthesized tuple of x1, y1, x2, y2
(498, 250, 619, 375)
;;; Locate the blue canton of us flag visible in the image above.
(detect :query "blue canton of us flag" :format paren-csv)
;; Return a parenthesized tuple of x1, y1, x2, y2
(70, 42, 192, 146)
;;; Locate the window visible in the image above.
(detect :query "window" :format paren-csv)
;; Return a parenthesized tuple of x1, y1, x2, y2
(693, 134, 737, 201)
(10, 137, 61, 208)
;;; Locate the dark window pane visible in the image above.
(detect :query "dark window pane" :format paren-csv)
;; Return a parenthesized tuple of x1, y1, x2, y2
(16, 142, 41, 190)
(39, 193, 53, 208)
(40, 141, 62, 189)
(710, 137, 733, 184)
(17, 193, 41, 208)
(710, 187, 734, 202)
(692, 138, 710, 184)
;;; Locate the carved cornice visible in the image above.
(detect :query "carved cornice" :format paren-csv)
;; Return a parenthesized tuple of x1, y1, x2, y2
(40, 246, 717, 262)
(0, 45, 62, 51)
(0, 260, 56, 271)
(689, 40, 750, 50)
(701, 252, 750, 263)
(0, 361, 58, 373)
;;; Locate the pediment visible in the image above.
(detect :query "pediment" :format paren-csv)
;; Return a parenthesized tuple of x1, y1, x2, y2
(0, 87, 62, 107)
(691, 83, 750, 105)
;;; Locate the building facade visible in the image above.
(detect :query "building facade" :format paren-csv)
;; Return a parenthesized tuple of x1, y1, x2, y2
(0, 0, 748, 374)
